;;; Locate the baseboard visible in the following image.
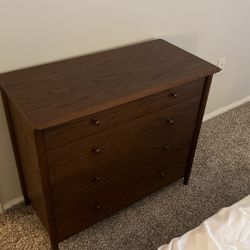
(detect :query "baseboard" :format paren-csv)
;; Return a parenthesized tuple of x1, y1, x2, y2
(203, 95, 250, 122)
(2, 196, 24, 212)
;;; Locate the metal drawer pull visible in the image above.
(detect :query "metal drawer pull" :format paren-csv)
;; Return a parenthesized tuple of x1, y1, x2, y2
(93, 119, 101, 126)
(159, 171, 166, 177)
(167, 119, 174, 125)
(94, 203, 101, 209)
(93, 147, 101, 154)
(170, 92, 178, 98)
(163, 145, 169, 151)
(93, 176, 102, 182)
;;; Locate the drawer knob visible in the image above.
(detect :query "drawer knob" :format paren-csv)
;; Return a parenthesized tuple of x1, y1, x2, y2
(93, 119, 101, 126)
(163, 145, 169, 151)
(170, 92, 178, 98)
(93, 176, 102, 182)
(167, 119, 174, 125)
(95, 203, 101, 209)
(93, 147, 101, 154)
(159, 171, 166, 177)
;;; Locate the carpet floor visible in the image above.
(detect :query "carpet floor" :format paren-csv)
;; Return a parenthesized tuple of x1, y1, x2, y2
(0, 102, 250, 250)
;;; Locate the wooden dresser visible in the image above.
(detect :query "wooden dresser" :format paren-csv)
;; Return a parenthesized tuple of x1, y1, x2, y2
(0, 39, 220, 249)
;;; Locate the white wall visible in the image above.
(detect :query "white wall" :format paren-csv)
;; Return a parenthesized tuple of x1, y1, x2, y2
(1, 0, 250, 206)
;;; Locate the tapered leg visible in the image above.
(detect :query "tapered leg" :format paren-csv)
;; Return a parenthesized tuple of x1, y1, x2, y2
(183, 176, 189, 185)
(51, 243, 59, 250)
(24, 197, 31, 206)
(50, 237, 59, 250)
(183, 76, 213, 186)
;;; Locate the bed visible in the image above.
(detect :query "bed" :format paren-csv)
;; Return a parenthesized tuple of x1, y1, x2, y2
(158, 195, 250, 250)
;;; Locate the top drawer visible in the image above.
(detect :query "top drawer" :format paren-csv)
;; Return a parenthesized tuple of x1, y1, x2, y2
(45, 78, 205, 150)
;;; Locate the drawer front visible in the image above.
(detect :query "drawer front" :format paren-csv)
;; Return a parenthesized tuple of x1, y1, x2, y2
(48, 97, 201, 208)
(55, 148, 190, 241)
(45, 78, 205, 150)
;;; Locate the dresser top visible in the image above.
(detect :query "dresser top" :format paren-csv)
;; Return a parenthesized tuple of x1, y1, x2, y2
(0, 39, 219, 129)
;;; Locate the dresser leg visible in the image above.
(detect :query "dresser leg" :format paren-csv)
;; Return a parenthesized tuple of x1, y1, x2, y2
(24, 197, 31, 206)
(183, 176, 189, 185)
(183, 76, 213, 187)
(50, 240, 59, 250)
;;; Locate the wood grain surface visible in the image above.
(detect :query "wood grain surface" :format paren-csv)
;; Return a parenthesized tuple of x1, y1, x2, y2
(0, 39, 219, 129)
(0, 39, 220, 250)
(49, 97, 201, 208)
(55, 148, 190, 241)
(45, 79, 204, 150)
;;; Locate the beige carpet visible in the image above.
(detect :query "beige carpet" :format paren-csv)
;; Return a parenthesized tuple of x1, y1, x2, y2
(0, 102, 250, 250)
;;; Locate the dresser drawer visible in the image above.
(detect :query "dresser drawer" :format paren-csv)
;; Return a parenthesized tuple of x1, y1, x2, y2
(55, 148, 190, 241)
(48, 97, 201, 208)
(44, 79, 204, 150)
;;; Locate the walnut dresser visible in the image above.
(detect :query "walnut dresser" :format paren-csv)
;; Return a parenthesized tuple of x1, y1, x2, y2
(0, 39, 220, 249)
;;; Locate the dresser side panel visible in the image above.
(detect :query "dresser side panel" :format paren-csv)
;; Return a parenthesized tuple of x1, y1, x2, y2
(8, 99, 49, 231)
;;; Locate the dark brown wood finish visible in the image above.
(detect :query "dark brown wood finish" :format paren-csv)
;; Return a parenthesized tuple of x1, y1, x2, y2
(184, 75, 214, 185)
(0, 40, 220, 249)
(0, 39, 219, 130)
(6, 99, 59, 249)
(55, 148, 190, 241)
(45, 79, 204, 150)
(34, 130, 59, 250)
(49, 97, 201, 208)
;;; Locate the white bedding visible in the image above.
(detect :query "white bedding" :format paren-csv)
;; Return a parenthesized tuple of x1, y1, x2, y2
(158, 195, 250, 250)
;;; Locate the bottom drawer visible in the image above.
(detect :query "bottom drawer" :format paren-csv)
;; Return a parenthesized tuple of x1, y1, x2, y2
(55, 148, 190, 241)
